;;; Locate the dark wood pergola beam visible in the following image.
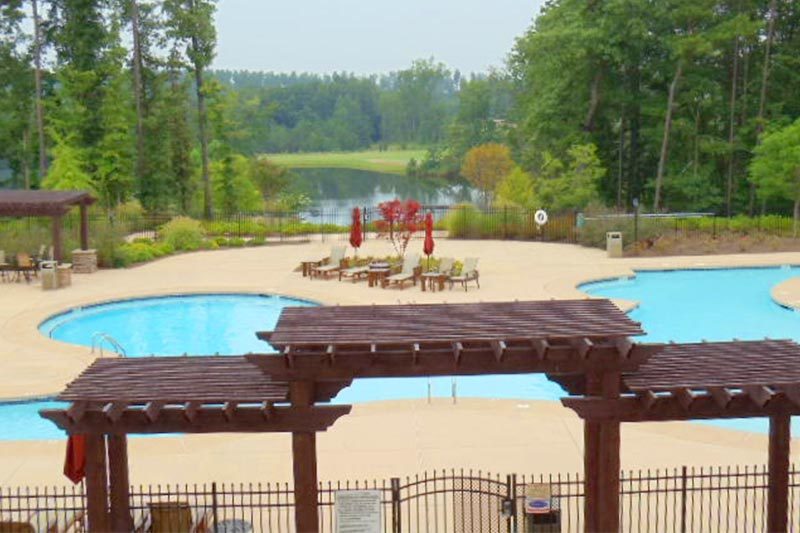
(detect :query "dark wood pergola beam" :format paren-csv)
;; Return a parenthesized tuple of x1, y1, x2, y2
(41, 405, 351, 434)
(562, 392, 800, 422)
(246, 343, 660, 381)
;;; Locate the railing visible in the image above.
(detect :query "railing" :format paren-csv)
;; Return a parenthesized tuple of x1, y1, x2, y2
(90, 332, 127, 358)
(1, 465, 798, 532)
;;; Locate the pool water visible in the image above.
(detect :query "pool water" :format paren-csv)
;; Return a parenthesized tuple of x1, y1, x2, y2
(582, 266, 800, 435)
(40, 294, 317, 357)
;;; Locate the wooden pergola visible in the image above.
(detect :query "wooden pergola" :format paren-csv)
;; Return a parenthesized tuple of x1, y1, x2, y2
(40, 357, 351, 532)
(39, 300, 800, 532)
(561, 339, 800, 532)
(0, 190, 95, 261)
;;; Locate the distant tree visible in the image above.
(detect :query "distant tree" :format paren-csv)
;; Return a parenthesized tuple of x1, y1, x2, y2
(163, 0, 218, 218)
(495, 167, 536, 209)
(250, 157, 291, 203)
(375, 199, 423, 258)
(750, 119, 800, 235)
(535, 144, 605, 212)
(460, 143, 514, 205)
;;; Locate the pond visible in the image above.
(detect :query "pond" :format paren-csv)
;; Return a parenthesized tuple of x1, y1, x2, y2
(291, 168, 477, 211)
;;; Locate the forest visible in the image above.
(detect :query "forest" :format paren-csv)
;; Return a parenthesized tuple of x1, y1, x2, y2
(0, 0, 799, 218)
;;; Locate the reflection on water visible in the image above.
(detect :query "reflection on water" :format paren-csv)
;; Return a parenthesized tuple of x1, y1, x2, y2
(291, 168, 477, 209)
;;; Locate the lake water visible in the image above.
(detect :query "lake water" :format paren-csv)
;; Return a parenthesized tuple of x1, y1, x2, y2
(291, 168, 477, 210)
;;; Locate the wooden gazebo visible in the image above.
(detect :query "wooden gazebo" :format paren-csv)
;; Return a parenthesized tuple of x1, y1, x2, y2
(0, 190, 95, 261)
(39, 300, 800, 532)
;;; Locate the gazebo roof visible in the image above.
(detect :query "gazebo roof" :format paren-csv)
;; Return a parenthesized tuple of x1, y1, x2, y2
(41, 356, 352, 434)
(0, 189, 95, 217)
(562, 339, 800, 421)
(251, 299, 657, 380)
(262, 299, 644, 347)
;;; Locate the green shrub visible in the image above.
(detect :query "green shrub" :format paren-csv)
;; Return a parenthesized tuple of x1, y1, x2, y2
(114, 242, 156, 267)
(227, 237, 246, 247)
(213, 236, 229, 247)
(160, 217, 205, 251)
(248, 236, 267, 246)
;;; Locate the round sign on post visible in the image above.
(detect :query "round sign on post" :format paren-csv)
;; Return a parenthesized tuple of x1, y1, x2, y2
(534, 209, 548, 226)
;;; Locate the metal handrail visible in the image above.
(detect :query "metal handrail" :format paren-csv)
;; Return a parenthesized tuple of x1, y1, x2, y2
(90, 332, 127, 358)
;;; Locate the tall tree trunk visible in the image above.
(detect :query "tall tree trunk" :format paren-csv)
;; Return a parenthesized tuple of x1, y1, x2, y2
(628, 68, 642, 207)
(190, 34, 212, 218)
(794, 197, 799, 238)
(583, 69, 603, 132)
(130, 0, 146, 194)
(617, 116, 624, 211)
(31, 0, 47, 179)
(653, 61, 684, 212)
(726, 37, 740, 217)
(22, 128, 31, 189)
(751, 0, 778, 214)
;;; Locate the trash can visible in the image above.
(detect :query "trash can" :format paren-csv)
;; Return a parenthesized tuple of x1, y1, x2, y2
(606, 231, 623, 258)
(56, 263, 73, 288)
(40, 260, 58, 291)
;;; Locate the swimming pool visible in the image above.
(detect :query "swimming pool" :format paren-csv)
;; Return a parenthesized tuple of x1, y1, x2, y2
(4, 269, 800, 441)
(582, 265, 800, 434)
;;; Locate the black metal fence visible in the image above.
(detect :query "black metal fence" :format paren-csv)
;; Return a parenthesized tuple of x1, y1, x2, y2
(1, 465, 798, 532)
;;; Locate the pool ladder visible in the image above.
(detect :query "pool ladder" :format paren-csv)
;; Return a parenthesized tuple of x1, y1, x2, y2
(91, 332, 128, 358)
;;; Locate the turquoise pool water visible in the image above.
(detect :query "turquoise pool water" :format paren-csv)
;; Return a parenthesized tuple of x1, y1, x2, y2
(4, 269, 800, 441)
(582, 266, 800, 435)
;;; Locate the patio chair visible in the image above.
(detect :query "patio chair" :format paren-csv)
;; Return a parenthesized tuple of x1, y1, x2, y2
(449, 257, 480, 291)
(311, 246, 347, 279)
(134, 501, 212, 533)
(385, 253, 421, 289)
(436, 257, 455, 276)
(15, 252, 37, 283)
(0, 250, 8, 281)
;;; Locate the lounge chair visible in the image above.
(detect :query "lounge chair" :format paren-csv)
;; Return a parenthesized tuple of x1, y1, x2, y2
(311, 246, 346, 279)
(134, 501, 212, 533)
(339, 260, 370, 282)
(385, 253, 421, 289)
(449, 257, 480, 291)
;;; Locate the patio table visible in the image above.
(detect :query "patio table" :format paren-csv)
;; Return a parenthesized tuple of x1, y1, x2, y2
(421, 272, 449, 292)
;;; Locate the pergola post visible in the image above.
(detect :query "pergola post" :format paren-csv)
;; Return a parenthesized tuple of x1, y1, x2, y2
(107, 434, 133, 531)
(584, 372, 621, 533)
(52, 214, 63, 262)
(84, 434, 110, 532)
(767, 414, 791, 533)
(79, 203, 89, 250)
(291, 381, 319, 533)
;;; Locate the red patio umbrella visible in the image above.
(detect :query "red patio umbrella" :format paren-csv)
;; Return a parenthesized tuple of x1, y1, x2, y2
(63, 434, 86, 484)
(349, 207, 363, 256)
(423, 212, 434, 269)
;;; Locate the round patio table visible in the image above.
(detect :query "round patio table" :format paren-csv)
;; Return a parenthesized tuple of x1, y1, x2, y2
(421, 271, 448, 292)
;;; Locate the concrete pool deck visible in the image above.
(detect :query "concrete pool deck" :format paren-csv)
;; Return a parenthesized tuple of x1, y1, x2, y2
(2, 239, 800, 484)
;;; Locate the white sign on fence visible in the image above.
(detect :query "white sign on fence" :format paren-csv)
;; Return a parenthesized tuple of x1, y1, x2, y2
(335, 490, 381, 533)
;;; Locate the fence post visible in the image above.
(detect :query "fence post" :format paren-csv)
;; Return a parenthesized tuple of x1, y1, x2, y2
(390, 477, 401, 533)
(503, 206, 508, 239)
(362, 206, 367, 242)
(506, 473, 517, 533)
(680, 465, 687, 533)
(713, 214, 717, 239)
(211, 482, 219, 533)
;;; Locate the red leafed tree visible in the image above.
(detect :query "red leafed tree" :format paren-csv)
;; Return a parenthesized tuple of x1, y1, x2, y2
(375, 199, 423, 258)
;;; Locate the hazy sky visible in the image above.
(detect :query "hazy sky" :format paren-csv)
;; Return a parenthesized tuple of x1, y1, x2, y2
(213, 0, 545, 75)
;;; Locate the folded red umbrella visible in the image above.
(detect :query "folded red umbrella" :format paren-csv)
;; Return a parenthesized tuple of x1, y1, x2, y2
(423, 213, 434, 257)
(349, 207, 363, 251)
(64, 434, 87, 484)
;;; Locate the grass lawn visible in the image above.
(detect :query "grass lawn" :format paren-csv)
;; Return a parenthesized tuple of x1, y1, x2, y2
(263, 149, 426, 175)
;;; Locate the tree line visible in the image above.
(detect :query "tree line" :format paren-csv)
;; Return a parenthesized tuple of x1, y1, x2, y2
(1, 0, 799, 220)
(508, 0, 800, 216)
